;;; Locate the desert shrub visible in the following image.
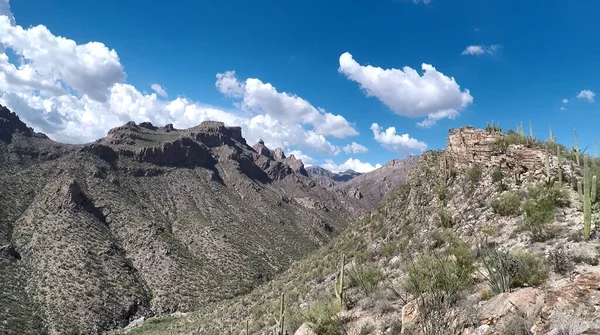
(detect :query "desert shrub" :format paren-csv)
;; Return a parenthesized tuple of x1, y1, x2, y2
(548, 247, 573, 275)
(346, 263, 384, 297)
(479, 248, 548, 294)
(436, 184, 449, 203)
(303, 299, 344, 335)
(521, 183, 568, 240)
(403, 252, 469, 335)
(404, 253, 473, 301)
(437, 208, 453, 228)
(511, 250, 548, 287)
(491, 166, 503, 183)
(466, 165, 482, 183)
(490, 191, 521, 216)
(499, 312, 535, 335)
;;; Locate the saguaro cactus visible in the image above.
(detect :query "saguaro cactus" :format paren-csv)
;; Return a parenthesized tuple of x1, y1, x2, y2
(557, 146, 562, 186)
(549, 124, 555, 143)
(529, 120, 534, 140)
(272, 293, 285, 335)
(582, 156, 597, 238)
(335, 254, 346, 309)
(574, 130, 581, 166)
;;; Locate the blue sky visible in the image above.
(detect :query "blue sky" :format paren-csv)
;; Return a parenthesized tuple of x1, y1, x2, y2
(1, 0, 599, 172)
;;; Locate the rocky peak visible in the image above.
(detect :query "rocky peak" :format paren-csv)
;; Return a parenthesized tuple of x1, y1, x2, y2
(252, 140, 274, 160)
(272, 148, 286, 161)
(188, 121, 246, 147)
(283, 154, 307, 176)
(0, 104, 33, 142)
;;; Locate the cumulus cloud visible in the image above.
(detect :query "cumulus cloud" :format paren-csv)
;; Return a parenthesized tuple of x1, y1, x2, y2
(0, 16, 125, 102)
(576, 90, 595, 103)
(461, 44, 502, 56)
(151, 83, 167, 97)
(370, 123, 427, 155)
(412, 0, 432, 4)
(562, 98, 568, 104)
(216, 71, 358, 138)
(342, 142, 368, 154)
(0, 5, 352, 159)
(339, 52, 472, 127)
(321, 158, 382, 173)
(244, 115, 341, 155)
(0, 0, 14, 25)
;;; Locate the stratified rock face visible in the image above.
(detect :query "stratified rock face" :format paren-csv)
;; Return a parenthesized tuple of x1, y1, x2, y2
(445, 127, 573, 183)
(137, 138, 210, 167)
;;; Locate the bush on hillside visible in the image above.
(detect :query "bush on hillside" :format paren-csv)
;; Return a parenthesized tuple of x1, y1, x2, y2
(521, 183, 568, 240)
(466, 165, 483, 183)
(480, 247, 548, 294)
(490, 191, 522, 216)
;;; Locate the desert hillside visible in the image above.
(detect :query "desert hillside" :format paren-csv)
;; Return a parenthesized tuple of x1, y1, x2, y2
(0, 105, 410, 335)
(118, 124, 600, 335)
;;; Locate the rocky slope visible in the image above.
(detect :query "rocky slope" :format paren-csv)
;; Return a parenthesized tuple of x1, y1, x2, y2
(306, 167, 362, 188)
(0, 105, 409, 335)
(122, 126, 600, 335)
(331, 156, 420, 210)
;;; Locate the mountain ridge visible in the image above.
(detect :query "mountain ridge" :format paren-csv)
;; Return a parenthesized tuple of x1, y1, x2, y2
(0, 104, 415, 335)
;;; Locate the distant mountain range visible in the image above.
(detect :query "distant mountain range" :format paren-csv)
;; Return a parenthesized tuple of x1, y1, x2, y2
(305, 166, 363, 187)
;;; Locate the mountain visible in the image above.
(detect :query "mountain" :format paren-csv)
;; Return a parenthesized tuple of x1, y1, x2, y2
(305, 166, 362, 187)
(331, 156, 420, 210)
(0, 105, 408, 335)
(122, 126, 600, 335)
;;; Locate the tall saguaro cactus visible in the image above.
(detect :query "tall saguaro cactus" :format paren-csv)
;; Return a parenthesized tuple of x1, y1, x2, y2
(582, 156, 597, 238)
(549, 124, 555, 143)
(335, 254, 346, 309)
(557, 146, 562, 186)
(574, 130, 581, 166)
(272, 293, 285, 335)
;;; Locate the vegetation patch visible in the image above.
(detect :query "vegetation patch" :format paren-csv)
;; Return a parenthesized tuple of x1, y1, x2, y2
(490, 191, 522, 216)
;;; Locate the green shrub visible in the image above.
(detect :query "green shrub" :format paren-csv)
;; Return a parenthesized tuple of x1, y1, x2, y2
(466, 165, 483, 183)
(479, 247, 548, 294)
(304, 299, 344, 335)
(346, 263, 384, 297)
(511, 250, 548, 287)
(521, 183, 568, 240)
(490, 191, 521, 216)
(437, 209, 453, 228)
(491, 166, 503, 183)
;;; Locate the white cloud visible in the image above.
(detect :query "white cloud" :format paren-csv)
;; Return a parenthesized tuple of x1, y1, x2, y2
(342, 142, 368, 154)
(339, 52, 473, 127)
(0, 16, 125, 102)
(287, 150, 316, 166)
(321, 158, 382, 173)
(576, 90, 595, 103)
(0, 6, 350, 160)
(0, 0, 14, 25)
(244, 114, 340, 155)
(562, 98, 568, 104)
(412, 0, 432, 4)
(215, 71, 358, 138)
(370, 123, 427, 155)
(150, 83, 167, 97)
(461, 44, 502, 56)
